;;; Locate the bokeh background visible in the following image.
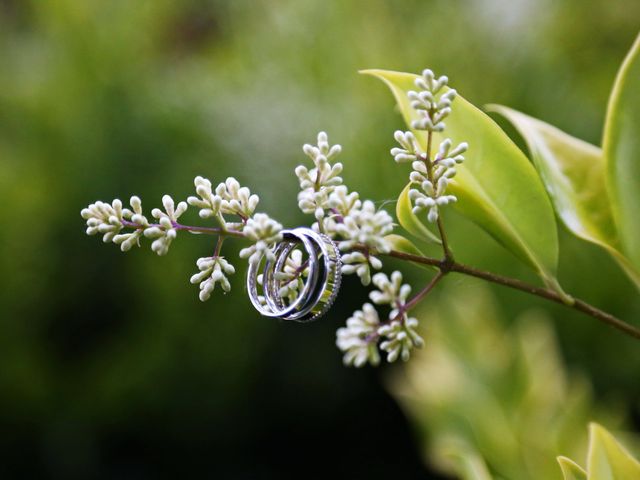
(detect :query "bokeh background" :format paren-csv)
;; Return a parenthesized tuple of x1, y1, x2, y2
(0, 0, 639, 478)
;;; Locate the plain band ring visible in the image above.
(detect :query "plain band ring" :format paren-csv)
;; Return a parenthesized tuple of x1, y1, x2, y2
(246, 229, 318, 318)
(263, 229, 320, 318)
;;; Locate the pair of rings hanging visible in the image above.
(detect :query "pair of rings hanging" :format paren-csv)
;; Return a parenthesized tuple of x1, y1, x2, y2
(247, 227, 342, 322)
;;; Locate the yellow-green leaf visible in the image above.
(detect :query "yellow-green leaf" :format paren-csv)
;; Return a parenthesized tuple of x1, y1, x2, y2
(587, 423, 640, 480)
(446, 450, 495, 480)
(558, 456, 588, 480)
(487, 105, 640, 289)
(383, 234, 425, 256)
(603, 32, 640, 278)
(363, 69, 562, 291)
(396, 183, 441, 244)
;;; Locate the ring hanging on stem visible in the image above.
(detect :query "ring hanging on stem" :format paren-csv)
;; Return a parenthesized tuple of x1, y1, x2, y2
(246, 228, 342, 322)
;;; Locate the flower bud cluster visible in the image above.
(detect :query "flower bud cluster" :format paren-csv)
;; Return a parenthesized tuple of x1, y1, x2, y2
(190, 256, 236, 301)
(296, 133, 394, 285)
(390, 130, 421, 164)
(390, 69, 469, 224)
(111, 196, 149, 251)
(336, 200, 393, 285)
(83, 175, 282, 300)
(370, 271, 423, 362)
(409, 138, 467, 223)
(81, 199, 128, 243)
(142, 195, 187, 256)
(409, 69, 457, 132)
(239, 213, 283, 267)
(296, 131, 343, 222)
(336, 303, 381, 367)
(188, 176, 259, 228)
(336, 271, 423, 367)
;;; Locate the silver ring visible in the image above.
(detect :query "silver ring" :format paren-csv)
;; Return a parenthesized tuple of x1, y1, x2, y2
(263, 229, 320, 318)
(246, 229, 318, 318)
(246, 227, 342, 322)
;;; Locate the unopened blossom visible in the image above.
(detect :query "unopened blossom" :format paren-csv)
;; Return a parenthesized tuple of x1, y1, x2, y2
(112, 196, 149, 251)
(369, 271, 424, 362)
(340, 251, 382, 286)
(191, 256, 236, 301)
(409, 69, 457, 132)
(320, 186, 361, 236)
(81, 199, 128, 243)
(336, 303, 381, 367)
(296, 131, 343, 221)
(408, 138, 467, 223)
(188, 176, 223, 219)
(188, 176, 259, 228)
(391, 130, 422, 163)
(239, 213, 283, 266)
(370, 271, 411, 308)
(335, 200, 393, 253)
(215, 177, 260, 219)
(144, 195, 188, 256)
(378, 317, 423, 362)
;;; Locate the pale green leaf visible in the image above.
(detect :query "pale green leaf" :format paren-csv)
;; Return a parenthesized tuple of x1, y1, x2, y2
(363, 69, 562, 292)
(383, 234, 426, 256)
(446, 450, 495, 480)
(603, 32, 640, 277)
(587, 423, 640, 480)
(558, 456, 588, 480)
(487, 105, 640, 289)
(396, 183, 441, 244)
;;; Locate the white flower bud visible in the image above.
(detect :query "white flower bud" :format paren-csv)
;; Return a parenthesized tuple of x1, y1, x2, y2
(336, 303, 382, 368)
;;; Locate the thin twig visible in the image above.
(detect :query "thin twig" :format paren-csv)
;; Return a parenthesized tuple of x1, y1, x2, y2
(424, 129, 454, 262)
(404, 271, 445, 313)
(213, 236, 225, 257)
(384, 249, 640, 340)
(121, 220, 245, 238)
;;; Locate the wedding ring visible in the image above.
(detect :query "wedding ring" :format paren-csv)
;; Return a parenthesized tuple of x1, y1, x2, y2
(263, 229, 320, 318)
(246, 229, 318, 318)
(246, 227, 342, 322)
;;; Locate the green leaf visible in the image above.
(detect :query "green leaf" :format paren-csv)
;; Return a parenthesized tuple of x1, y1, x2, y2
(487, 105, 640, 289)
(363, 69, 562, 292)
(396, 183, 441, 244)
(558, 456, 588, 480)
(383, 234, 426, 256)
(603, 32, 640, 277)
(446, 450, 495, 480)
(587, 423, 640, 480)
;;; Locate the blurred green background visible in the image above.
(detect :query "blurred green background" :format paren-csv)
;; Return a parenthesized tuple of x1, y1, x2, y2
(0, 0, 639, 478)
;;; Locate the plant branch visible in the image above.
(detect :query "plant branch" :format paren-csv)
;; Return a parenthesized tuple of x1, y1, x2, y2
(383, 249, 640, 340)
(121, 220, 245, 238)
(213, 236, 225, 257)
(424, 129, 454, 262)
(403, 270, 445, 313)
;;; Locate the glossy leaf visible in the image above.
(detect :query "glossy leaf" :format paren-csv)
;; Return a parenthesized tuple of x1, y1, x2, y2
(587, 423, 640, 480)
(396, 183, 441, 244)
(488, 105, 640, 289)
(363, 69, 562, 291)
(558, 456, 588, 480)
(603, 33, 640, 276)
(383, 234, 426, 256)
